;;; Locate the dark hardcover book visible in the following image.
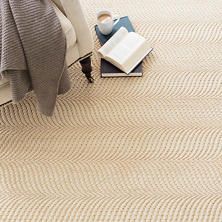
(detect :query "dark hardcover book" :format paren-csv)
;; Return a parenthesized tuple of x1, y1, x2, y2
(95, 16, 143, 77)
(101, 59, 142, 77)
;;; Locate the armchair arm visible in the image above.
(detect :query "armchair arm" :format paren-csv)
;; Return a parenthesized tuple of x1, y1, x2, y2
(56, 0, 94, 58)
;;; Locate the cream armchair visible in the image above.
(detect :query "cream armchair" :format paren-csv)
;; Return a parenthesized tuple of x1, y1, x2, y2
(0, 0, 94, 105)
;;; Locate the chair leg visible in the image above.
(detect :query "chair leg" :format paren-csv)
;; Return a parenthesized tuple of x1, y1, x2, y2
(79, 56, 94, 83)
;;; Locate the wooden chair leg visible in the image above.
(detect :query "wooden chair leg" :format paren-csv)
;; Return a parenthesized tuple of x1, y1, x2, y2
(79, 56, 94, 83)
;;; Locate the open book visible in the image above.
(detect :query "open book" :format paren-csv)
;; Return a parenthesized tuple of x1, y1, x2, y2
(98, 27, 153, 74)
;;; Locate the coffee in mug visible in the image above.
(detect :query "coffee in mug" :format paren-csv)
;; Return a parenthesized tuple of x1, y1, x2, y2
(97, 10, 120, 35)
(98, 14, 112, 23)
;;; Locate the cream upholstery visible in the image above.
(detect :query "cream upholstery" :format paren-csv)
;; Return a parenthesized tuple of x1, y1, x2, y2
(0, 0, 93, 105)
(0, 78, 11, 105)
(52, 3, 77, 50)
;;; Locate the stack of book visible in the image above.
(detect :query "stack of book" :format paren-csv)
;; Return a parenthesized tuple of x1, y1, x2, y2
(95, 16, 153, 77)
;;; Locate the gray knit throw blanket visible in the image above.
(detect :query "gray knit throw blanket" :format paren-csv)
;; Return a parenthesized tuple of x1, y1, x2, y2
(0, 0, 71, 116)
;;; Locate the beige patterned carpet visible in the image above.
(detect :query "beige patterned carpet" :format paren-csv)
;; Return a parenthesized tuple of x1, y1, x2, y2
(1, 0, 222, 221)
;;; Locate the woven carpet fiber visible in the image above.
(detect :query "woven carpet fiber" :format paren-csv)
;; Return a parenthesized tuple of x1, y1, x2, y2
(1, 0, 222, 221)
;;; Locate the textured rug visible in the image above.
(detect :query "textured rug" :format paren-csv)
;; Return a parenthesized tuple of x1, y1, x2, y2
(1, 0, 222, 221)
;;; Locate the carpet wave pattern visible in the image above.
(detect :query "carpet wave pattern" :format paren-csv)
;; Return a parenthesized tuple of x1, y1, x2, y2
(0, 0, 222, 221)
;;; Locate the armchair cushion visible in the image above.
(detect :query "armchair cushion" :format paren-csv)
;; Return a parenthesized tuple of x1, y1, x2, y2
(54, 0, 93, 58)
(0, 77, 9, 87)
(52, 3, 76, 49)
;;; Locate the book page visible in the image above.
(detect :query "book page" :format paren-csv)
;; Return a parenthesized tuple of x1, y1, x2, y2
(122, 43, 153, 73)
(102, 56, 125, 72)
(98, 27, 129, 57)
(106, 32, 146, 65)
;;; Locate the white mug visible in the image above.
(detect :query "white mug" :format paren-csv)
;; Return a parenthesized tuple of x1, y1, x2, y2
(97, 10, 120, 35)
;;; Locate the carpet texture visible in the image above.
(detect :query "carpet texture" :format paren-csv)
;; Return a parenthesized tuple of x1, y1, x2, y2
(1, 0, 222, 221)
